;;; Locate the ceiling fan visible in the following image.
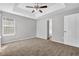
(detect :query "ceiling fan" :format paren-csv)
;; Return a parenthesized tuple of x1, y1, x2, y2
(25, 3, 47, 13)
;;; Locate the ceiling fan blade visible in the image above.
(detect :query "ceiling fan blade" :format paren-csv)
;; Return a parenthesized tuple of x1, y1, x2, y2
(26, 6, 34, 8)
(40, 5, 47, 8)
(39, 10, 43, 13)
(32, 10, 35, 13)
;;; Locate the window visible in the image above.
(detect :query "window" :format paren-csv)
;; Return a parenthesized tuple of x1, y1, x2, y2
(2, 17, 15, 36)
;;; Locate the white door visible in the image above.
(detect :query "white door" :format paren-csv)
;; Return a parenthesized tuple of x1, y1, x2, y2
(0, 12, 1, 47)
(64, 14, 76, 47)
(76, 14, 79, 46)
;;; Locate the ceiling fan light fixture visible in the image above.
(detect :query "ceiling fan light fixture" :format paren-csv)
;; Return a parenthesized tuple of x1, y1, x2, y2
(32, 10, 35, 13)
(26, 3, 47, 13)
(39, 10, 43, 13)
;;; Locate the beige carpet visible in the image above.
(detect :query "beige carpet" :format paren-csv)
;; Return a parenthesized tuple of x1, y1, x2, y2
(0, 38, 79, 56)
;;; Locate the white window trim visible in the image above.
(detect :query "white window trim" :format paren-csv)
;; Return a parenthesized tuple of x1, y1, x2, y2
(2, 17, 16, 36)
(3, 34, 15, 36)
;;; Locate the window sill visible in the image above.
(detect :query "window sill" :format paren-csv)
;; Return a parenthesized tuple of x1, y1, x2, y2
(3, 34, 15, 36)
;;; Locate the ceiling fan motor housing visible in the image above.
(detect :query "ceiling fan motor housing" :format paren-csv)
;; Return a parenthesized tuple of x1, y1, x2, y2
(26, 3, 47, 13)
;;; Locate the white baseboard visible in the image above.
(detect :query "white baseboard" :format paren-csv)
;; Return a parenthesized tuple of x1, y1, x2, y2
(50, 39, 64, 44)
(50, 37, 79, 48)
(36, 36, 47, 40)
(2, 36, 35, 44)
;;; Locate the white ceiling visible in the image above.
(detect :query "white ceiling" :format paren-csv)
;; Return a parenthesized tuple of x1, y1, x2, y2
(14, 3, 65, 19)
(0, 3, 79, 19)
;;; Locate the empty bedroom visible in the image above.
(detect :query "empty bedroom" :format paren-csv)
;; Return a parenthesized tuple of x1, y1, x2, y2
(0, 3, 79, 56)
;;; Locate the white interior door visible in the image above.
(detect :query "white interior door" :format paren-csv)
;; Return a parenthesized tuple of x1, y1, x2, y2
(0, 13, 1, 47)
(76, 14, 79, 46)
(64, 14, 76, 47)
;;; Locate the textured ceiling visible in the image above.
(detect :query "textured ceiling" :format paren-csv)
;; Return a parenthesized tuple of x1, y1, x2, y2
(0, 3, 79, 19)
(14, 3, 65, 19)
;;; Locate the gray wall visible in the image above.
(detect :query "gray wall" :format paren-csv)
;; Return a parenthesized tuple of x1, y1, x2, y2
(51, 15, 64, 43)
(36, 7, 79, 44)
(36, 19, 47, 39)
(51, 9, 79, 43)
(36, 15, 64, 43)
(1, 11, 36, 44)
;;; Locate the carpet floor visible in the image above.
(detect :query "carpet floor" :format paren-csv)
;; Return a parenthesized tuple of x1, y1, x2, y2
(0, 38, 79, 56)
